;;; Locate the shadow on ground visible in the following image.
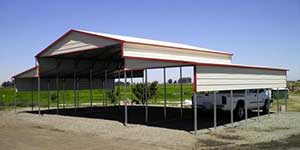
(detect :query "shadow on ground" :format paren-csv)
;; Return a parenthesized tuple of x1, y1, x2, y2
(25, 106, 267, 131)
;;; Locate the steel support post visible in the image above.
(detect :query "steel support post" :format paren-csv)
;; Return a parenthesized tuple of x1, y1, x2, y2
(277, 88, 279, 113)
(38, 76, 41, 115)
(89, 69, 93, 112)
(118, 70, 121, 106)
(47, 80, 50, 110)
(257, 89, 260, 120)
(124, 70, 128, 126)
(145, 69, 148, 123)
(268, 89, 271, 116)
(193, 92, 197, 135)
(230, 90, 234, 126)
(285, 89, 288, 112)
(77, 78, 80, 108)
(105, 70, 107, 106)
(102, 80, 105, 107)
(180, 66, 183, 119)
(163, 68, 167, 119)
(14, 81, 17, 113)
(73, 72, 77, 113)
(213, 91, 217, 129)
(56, 74, 59, 114)
(245, 90, 248, 121)
(63, 79, 66, 109)
(31, 79, 34, 111)
(131, 70, 133, 102)
(142, 74, 145, 106)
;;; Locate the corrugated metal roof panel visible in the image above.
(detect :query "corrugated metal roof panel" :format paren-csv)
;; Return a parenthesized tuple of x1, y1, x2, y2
(75, 29, 233, 56)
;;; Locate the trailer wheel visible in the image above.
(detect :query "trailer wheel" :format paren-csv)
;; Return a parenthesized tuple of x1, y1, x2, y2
(234, 101, 245, 120)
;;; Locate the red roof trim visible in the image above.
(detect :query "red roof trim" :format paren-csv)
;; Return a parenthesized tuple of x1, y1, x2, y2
(120, 42, 124, 58)
(123, 56, 288, 71)
(194, 65, 197, 93)
(12, 67, 37, 78)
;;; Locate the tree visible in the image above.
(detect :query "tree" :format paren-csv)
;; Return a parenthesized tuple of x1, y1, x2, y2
(178, 77, 192, 83)
(168, 79, 173, 84)
(132, 83, 145, 103)
(115, 81, 130, 86)
(51, 93, 58, 102)
(149, 81, 158, 100)
(106, 89, 117, 104)
(173, 80, 177, 84)
(1, 80, 14, 88)
(132, 81, 159, 104)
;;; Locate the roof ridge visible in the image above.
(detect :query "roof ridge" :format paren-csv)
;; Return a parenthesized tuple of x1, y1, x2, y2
(73, 29, 233, 56)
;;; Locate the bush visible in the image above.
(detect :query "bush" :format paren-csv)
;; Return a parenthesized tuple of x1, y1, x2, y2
(51, 93, 57, 102)
(168, 79, 173, 84)
(149, 81, 159, 100)
(132, 81, 159, 104)
(106, 90, 117, 104)
(132, 83, 144, 103)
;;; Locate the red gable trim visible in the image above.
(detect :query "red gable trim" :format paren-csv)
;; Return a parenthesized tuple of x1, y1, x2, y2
(194, 65, 197, 93)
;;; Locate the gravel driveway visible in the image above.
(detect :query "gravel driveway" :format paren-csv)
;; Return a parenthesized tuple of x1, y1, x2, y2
(0, 110, 299, 150)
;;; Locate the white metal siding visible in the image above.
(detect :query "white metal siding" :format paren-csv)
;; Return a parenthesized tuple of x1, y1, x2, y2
(196, 65, 287, 92)
(15, 68, 37, 78)
(125, 58, 185, 69)
(40, 32, 119, 57)
(77, 29, 233, 56)
(123, 43, 232, 64)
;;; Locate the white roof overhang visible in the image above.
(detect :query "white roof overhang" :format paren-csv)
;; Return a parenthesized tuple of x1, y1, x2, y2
(195, 64, 288, 92)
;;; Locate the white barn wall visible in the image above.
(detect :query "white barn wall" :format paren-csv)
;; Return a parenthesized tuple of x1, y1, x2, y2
(125, 58, 185, 70)
(196, 65, 287, 92)
(40, 32, 120, 57)
(14, 68, 37, 78)
(123, 43, 232, 65)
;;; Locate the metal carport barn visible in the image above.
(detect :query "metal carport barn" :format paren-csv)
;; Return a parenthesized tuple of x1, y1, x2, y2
(13, 29, 288, 134)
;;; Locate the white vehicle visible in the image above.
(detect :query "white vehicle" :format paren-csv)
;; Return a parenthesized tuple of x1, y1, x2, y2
(193, 89, 272, 120)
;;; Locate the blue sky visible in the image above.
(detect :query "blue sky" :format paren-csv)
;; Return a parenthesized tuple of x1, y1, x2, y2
(0, 0, 299, 83)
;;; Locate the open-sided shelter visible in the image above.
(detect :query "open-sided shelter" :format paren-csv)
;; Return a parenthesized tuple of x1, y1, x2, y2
(13, 29, 288, 134)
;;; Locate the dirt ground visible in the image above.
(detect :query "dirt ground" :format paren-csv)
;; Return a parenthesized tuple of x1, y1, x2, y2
(0, 113, 189, 150)
(0, 107, 300, 150)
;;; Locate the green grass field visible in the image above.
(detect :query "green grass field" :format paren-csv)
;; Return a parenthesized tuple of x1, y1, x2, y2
(271, 92, 300, 112)
(1, 84, 300, 112)
(0, 83, 194, 108)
